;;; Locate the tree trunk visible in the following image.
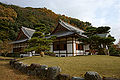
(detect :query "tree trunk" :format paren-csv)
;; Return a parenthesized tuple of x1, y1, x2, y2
(103, 44, 108, 55)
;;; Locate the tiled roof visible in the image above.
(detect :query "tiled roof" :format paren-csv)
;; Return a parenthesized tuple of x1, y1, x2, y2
(48, 31, 74, 38)
(96, 33, 109, 38)
(21, 26, 35, 39)
(11, 27, 35, 44)
(59, 19, 84, 33)
(11, 39, 28, 44)
(50, 20, 87, 37)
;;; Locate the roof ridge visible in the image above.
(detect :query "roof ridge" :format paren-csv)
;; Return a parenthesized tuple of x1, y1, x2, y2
(59, 19, 84, 32)
(22, 26, 35, 32)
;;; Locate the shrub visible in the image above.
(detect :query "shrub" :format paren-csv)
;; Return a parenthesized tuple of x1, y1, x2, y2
(45, 52, 55, 56)
(109, 46, 120, 56)
(1, 53, 21, 57)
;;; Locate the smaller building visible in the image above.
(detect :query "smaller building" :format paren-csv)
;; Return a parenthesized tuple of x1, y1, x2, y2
(11, 26, 35, 53)
(49, 20, 90, 57)
(117, 39, 120, 48)
(114, 39, 120, 50)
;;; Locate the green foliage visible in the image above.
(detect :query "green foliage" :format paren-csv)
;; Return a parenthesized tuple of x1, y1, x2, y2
(109, 46, 120, 56)
(96, 26, 110, 34)
(80, 26, 115, 55)
(0, 2, 91, 41)
(34, 24, 49, 33)
(0, 40, 13, 56)
(25, 28, 55, 54)
(84, 27, 97, 36)
(1, 53, 21, 57)
(0, 40, 2, 44)
(32, 32, 43, 38)
(44, 51, 55, 56)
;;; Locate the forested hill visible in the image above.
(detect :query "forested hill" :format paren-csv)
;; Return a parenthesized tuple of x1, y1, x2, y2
(0, 2, 92, 41)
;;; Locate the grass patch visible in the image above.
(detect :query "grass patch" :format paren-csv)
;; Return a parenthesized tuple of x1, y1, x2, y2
(0, 60, 39, 80)
(20, 55, 120, 78)
(0, 56, 14, 59)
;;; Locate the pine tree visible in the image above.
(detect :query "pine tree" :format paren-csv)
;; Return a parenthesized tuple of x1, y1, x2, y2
(25, 25, 56, 57)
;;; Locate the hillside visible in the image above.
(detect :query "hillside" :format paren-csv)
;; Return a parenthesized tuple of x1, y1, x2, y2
(0, 2, 92, 41)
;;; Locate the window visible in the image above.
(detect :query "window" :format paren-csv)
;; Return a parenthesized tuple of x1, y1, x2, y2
(76, 43, 83, 50)
(64, 44, 67, 50)
(56, 44, 60, 50)
(53, 41, 67, 51)
(78, 44, 83, 50)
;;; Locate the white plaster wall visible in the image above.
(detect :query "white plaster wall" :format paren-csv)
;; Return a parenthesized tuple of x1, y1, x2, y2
(84, 45, 90, 55)
(54, 50, 66, 53)
(60, 51, 66, 53)
(67, 40, 76, 55)
(54, 51, 59, 53)
(73, 42, 76, 56)
(75, 41, 83, 44)
(84, 45, 89, 50)
(76, 50, 84, 55)
(67, 44, 72, 53)
(49, 39, 90, 56)
(11, 49, 13, 53)
(56, 53, 73, 57)
(50, 45, 53, 52)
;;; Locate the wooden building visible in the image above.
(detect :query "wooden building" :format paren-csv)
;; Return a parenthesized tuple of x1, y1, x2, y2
(11, 26, 35, 53)
(49, 20, 89, 57)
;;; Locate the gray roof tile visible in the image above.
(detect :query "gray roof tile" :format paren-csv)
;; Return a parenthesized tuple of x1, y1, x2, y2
(49, 31, 74, 38)
(11, 27, 35, 44)
(51, 20, 87, 37)
(96, 33, 109, 38)
(11, 39, 28, 44)
(21, 26, 35, 39)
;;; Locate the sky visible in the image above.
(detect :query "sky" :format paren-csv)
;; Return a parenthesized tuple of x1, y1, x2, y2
(0, 0, 120, 44)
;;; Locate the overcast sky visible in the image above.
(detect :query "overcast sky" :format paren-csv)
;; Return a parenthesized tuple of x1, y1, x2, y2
(0, 0, 120, 44)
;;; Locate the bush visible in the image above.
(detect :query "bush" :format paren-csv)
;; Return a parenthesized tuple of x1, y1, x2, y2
(45, 52, 55, 56)
(1, 53, 21, 57)
(109, 46, 120, 56)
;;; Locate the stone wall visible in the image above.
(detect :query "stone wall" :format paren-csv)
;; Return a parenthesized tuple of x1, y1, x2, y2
(9, 60, 120, 80)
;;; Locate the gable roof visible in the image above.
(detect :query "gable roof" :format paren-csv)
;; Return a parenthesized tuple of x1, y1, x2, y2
(21, 26, 35, 39)
(50, 19, 87, 38)
(11, 26, 35, 44)
(49, 31, 74, 38)
(59, 19, 84, 33)
(96, 33, 109, 38)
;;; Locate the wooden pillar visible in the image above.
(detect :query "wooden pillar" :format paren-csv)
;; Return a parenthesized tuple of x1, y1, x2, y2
(84, 44, 86, 55)
(53, 42, 54, 53)
(75, 37, 77, 55)
(72, 36, 74, 56)
(66, 37, 68, 57)
(59, 38, 60, 57)
(79, 40, 80, 54)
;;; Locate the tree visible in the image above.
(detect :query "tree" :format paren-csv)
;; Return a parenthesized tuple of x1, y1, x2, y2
(79, 26, 115, 55)
(100, 36, 115, 55)
(0, 40, 13, 56)
(96, 26, 110, 34)
(25, 26, 56, 57)
(0, 2, 91, 41)
(34, 23, 50, 34)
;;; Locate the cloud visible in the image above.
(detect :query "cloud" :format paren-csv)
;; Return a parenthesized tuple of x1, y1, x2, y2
(0, 0, 120, 43)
